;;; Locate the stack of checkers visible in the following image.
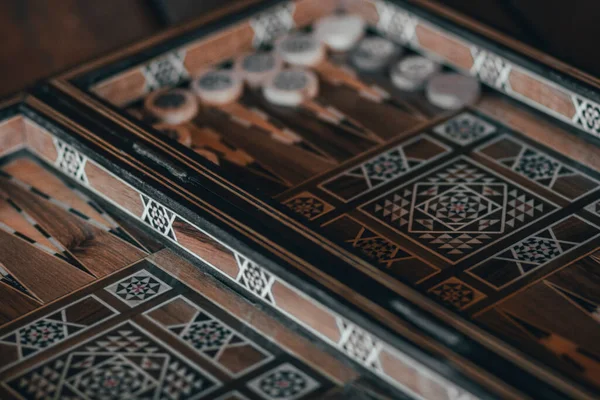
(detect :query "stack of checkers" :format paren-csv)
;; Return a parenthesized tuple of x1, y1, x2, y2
(143, 12, 482, 129)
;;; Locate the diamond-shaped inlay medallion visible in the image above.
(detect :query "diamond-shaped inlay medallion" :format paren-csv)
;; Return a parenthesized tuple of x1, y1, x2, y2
(284, 192, 334, 220)
(235, 254, 275, 304)
(143, 51, 189, 91)
(512, 236, 563, 263)
(53, 138, 88, 184)
(433, 113, 497, 146)
(105, 269, 172, 307)
(514, 150, 560, 181)
(250, 2, 295, 47)
(414, 185, 503, 232)
(573, 95, 600, 136)
(470, 48, 512, 90)
(361, 156, 556, 263)
(374, 0, 417, 44)
(428, 277, 485, 310)
(140, 194, 177, 241)
(248, 363, 319, 400)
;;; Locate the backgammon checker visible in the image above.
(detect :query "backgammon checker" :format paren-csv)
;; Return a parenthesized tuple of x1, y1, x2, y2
(276, 33, 326, 67)
(351, 36, 401, 72)
(425, 72, 481, 109)
(33, 0, 600, 399)
(390, 55, 440, 91)
(277, 32, 384, 100)
(274, 32, 405, 137)
(313, 14, 366, 51)
(263, 68, 319, 106)
(235, 51, 283, 87)
(143, 88, 199, 124)
(191, 69, 244, 105)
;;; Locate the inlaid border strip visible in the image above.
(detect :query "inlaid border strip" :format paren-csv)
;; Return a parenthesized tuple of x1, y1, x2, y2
(19, 116, 477, 400)
(351, 0, 600, 140)
(81, 0, 600, 141)
(87, 0, 337, 106)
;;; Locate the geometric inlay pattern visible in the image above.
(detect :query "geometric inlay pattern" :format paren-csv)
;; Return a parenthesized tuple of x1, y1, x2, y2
(145, 296, 272, 376)
(104, 269, 171, 307)
(247, 363, 320, 400)
(142, 50, 189, 92)
(321, 135, 450, 201)
(428, 277, 484, 310)
(336, 319, 381, 370)
(573, 94, 600, 137)
(361, 156, 556, 263)
(374, 0, 417, 45)
(433, 113, 497, 146)
(235, 254, 275, 304)
(372, 2, 600, 142)
(476, 135, 599, 201)
(5, 321, 219, 399)
(349, 229, 409, 267)
(470, 49, 512, 91)
(250, 2, 295, 47)
(0, 296, 118, 372)
(585, 199, 600, 217)
(467, 215, 600, 289)
(284, 192, 333, 220)
(140, 194, 177, 241)
(53, 138, 88, 185)
(320, 215, 439, 284)
(514, 151, 560, 182)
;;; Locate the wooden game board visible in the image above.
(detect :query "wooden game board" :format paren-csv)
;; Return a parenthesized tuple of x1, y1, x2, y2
(2, 0, 600, 398)
(0, 97, 393, 400)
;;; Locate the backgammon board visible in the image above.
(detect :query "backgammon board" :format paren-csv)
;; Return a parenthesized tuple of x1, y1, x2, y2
(3, 0, 600, 399)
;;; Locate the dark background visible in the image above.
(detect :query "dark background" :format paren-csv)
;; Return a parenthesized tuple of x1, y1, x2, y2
(0, 0, 597, 97)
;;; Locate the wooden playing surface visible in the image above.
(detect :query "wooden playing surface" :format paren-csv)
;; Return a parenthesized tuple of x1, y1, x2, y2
(68, 4, 600, 396)
(0, 0, 593, 398)
(0, 151, 381, 399)
(59, 3, 600, 396)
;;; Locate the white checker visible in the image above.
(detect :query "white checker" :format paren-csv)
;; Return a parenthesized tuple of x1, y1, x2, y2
(191, 70, 243, 106)
(313, 14, 366, 51)
(276, 33, 325, 67)
(262, 68, 319, 107)
(235, 52, 283, 87)
(390, 55, 440, 91)
(351, 37, 399, 72)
